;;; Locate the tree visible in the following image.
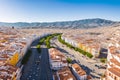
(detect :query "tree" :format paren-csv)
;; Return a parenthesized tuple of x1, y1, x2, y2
(57, 34, 93, 58)
(66, 57, 72, 63)
(100, 58, 106, 63)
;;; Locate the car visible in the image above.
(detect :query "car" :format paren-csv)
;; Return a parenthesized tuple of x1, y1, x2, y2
(95, 64, 98, 67)
(29, 76, 32, 78)
(39, 56, 41, 59)
(99, 65, 106, 69)
(33, 72, 35, 74)
(35, 61, 40, 65)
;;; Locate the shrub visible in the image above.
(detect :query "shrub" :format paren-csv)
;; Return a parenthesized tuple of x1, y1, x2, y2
(100, 58, 106, 63)
(39, 38, 45, 44)
(58, 34, 93, 58)
(74, 47, 78, 51)
(36, 44, 41, 53)
(66, 57, 72, 63)
(43, 33, 61, 48)
(86, 52, 93, 58)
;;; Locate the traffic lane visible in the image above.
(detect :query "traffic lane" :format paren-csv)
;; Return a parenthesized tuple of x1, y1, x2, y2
(21, 40, 41, 80)
(26, 48, 41, 80)
(39, 48, 49, 80)
(27, 63, 41, 80)
(39, 47, 53, 80)
(24, 59, 41, 79)
(21, 48, 37, 79)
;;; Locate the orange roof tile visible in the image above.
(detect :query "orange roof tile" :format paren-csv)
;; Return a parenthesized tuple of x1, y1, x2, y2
(57, 67, 76, 80)
(72, 63, 86, 76)
(108, 67, 120, 77)
(110, 59, 120, 66)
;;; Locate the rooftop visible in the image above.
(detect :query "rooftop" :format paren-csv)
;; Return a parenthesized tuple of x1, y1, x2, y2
(72, 63, 86, 76)
(49, 48, 67, 61)
(0, 63, 18, 79)
(110, 59, 120, 67)
(57, 67, 76, 80)
(108, 67, 120, 77)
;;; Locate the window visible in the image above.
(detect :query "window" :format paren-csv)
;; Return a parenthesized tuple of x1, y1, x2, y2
(114, 76, 117, 80)
(109, 73, 111, 76)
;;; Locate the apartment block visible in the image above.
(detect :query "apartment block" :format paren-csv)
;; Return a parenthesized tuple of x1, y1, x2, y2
(53, 66, 76, 80)
(106, 45, 120, 80)
(0, 27, 34, 80)
(0, 63, 22, 80)
(71, 63, 87, 80)
(62, 33, 101, 57)
(49, 48, 68, 70)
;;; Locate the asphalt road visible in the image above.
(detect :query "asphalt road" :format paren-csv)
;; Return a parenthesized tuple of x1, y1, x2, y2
(20, 39, 53, 80)
(20, 39, 40, 80)
(39, 45, 53, 80)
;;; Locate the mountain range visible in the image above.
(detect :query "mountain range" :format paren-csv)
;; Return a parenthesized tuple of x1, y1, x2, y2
(0, 18, 119, 29)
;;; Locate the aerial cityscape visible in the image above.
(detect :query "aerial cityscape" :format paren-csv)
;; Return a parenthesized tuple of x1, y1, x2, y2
(0, 0, 120, 80)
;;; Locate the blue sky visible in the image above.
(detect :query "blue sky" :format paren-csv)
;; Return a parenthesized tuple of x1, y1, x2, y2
(0, 0, 120, 22)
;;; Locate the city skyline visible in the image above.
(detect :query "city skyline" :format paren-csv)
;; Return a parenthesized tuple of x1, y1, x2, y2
(0, 0, 120, 22)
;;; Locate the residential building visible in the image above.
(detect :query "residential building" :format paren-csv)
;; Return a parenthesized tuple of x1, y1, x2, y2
(49, 48, 68, 70)
(53, 66, 76, 80)
(106, 45, 120, 80)
(0, 27, 34, 80)
(0, 63, 22, 80)
(71, 63, 87, 80)
(61, 34, 101, 57)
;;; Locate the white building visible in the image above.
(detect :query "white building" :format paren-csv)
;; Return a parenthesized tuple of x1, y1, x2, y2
(71, 63, 87, 80)
(49, 48, 68, 70)
(53, 66, 76, 80)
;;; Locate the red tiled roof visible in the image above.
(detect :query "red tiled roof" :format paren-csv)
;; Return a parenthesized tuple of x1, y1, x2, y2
(108, 67, 120, 77)
(72, 63, 86, 76)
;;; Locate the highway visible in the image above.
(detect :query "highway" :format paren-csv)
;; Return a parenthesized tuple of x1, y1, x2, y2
(20, 39, 53, 80)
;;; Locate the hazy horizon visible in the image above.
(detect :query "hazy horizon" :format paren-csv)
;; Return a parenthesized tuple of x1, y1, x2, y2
(0, 18, 118, 23)
(0, 0, 120, 22)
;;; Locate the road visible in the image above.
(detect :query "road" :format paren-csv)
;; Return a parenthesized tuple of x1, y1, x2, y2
(20, 39, 53, 80)
(50, 36, 106, 80)
(39, 44, 53, 80)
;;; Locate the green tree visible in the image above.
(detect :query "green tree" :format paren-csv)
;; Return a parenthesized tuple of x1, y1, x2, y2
(66, 57, 72, 63)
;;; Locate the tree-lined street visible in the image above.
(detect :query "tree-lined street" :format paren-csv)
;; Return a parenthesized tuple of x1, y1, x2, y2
(20, 34, 106, 80)
(21, 39, 53, 80)
(50, 36, 106, 79)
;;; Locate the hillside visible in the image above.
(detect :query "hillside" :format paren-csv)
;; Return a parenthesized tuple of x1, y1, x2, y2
(0, 18, 118, 29)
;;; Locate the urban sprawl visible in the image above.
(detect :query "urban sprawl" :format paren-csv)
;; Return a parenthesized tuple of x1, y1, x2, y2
(0, 27, 120, 80)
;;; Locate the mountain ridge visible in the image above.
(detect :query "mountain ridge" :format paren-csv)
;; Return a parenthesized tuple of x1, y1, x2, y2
(0, 18, 119, 29)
